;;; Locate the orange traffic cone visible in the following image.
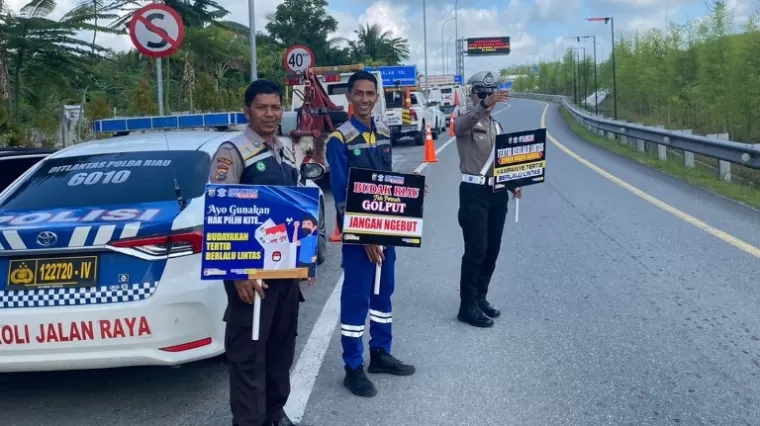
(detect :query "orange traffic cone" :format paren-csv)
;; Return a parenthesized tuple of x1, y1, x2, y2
(347, 103, 353, 118)
(329, 216, 342, 242)
(448, 112, 455, 136)
(453, 88, 460, 106)
(423, 124, 438, 163)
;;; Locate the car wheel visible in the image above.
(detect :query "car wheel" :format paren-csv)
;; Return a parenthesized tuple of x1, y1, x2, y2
(317, 196, 327, 265)
(414, 130, 424, 146)
(431, 119, 439, 139)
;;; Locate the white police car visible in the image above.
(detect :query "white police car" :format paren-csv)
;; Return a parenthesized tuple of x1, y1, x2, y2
(0, 112, 327, 372)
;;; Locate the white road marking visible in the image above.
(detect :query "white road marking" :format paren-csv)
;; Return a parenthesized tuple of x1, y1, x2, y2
(286, 135, 458, 423)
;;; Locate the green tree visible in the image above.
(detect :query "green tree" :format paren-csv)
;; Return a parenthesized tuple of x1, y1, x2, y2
(128, 78, 157, 115)
(265, 0, 339, 66)
(344, 23, 410, 65)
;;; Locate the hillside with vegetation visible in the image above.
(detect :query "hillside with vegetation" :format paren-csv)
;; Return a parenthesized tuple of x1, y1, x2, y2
(0, 0, 411, 146)
(511, 1, 760, 145)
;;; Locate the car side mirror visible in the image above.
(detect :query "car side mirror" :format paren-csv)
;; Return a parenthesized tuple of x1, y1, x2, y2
(300, 162, 326, 182)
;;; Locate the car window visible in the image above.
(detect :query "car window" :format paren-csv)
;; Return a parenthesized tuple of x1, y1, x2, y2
(441, 88, 452, 94)
(0, 150, 211, 211)
(327, 83, 349, 96)
(411, 94, 419, 106)
(0, 156, 47, 192)
(385, 91, 404, 108)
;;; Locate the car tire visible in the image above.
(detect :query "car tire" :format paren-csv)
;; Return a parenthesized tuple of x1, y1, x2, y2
(432, 119, 439, 139)
(414, 132, 424, 146)
(317, 196, 327, 265)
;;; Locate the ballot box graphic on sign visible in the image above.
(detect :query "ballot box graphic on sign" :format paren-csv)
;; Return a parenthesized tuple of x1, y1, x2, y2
(257, 222, 298, 271)
(200, 184, 321, 281)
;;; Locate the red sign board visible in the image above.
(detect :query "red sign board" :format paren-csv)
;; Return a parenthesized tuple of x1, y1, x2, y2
(128, 4, 185, 58)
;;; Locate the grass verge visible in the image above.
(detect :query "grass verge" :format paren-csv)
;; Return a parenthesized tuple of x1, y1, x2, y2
(558, 107, 760, 210)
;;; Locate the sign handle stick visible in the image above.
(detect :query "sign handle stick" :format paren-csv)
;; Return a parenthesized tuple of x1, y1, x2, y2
(514, 198, 520, 223)
(252, 278, 262, 341)
(373, 246, 383, 295)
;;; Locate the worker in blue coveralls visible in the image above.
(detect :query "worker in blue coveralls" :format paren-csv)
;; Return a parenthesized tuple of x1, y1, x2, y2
(326, 71, 417, 398)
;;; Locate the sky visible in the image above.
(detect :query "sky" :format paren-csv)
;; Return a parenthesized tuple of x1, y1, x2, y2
(4, 0, 759, 77)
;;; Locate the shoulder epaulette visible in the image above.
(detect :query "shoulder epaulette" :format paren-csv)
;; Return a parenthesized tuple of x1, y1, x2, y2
(376, 122, 390, 137)
(337, 121, 360, 144)
(228, 133, 265, 161)
(328, 131, 344, 143)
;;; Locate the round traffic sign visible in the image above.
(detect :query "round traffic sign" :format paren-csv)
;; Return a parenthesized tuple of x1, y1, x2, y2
(282, 45, 315, 73)
(128, 4, 185, 58)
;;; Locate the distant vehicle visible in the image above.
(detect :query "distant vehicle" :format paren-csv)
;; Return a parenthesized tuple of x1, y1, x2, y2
(0, 121, 327, 373)
(288, 64, 387, 174)
(385, 87, 445, 145)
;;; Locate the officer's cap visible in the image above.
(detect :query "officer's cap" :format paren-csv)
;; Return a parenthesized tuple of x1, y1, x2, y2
(467, 71, 502, 94)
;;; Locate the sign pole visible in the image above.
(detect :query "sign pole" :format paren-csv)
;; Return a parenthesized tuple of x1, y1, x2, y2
(156, 58, 164, 115)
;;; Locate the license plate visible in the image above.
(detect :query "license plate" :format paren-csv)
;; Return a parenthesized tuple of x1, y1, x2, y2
(7, 256, 98, 290)
(387, 116, 402, 126)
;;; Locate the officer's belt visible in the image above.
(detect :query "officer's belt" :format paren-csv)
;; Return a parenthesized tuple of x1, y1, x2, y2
(461, 143, 496, 186)
(462, 174, 495, 186)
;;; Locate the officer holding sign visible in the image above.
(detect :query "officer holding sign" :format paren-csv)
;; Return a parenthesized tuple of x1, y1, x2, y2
(453, 71, 522, 329)
(209, 79, 302, 426)
(326, 71, 417, 398)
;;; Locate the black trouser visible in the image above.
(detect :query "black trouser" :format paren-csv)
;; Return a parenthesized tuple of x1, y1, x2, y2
(457, 181, 510, 307)
(225, 280, 300, 426)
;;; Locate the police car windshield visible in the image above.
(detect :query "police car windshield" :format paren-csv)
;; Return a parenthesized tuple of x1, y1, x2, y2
(0, 151, 210, 211)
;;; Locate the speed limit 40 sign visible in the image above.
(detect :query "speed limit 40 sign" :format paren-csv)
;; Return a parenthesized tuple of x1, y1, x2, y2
(283, 45, 315, 73)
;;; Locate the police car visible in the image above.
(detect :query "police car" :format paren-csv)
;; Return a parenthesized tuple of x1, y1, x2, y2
(0, 112, 328, 372)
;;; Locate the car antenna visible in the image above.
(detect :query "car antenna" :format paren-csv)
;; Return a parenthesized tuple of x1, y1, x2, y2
(162, 130, 187, 211)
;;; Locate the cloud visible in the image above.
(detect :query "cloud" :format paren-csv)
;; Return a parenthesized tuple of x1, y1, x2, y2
(4, 0, 758, 79)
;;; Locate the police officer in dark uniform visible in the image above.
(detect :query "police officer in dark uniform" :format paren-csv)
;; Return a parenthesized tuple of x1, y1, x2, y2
(209, 79, 303, 426)
(454, 71, 522, 329)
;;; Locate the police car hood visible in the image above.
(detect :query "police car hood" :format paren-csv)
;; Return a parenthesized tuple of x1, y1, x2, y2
(0, 201, 180, 251)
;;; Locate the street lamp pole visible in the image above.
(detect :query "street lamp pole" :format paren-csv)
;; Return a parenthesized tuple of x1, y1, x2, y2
(442, 18, 455, 74)
(423, 0, 429, 89)
(577, 35, 598, 114)
(587, 16, 616, 119)
(248, 0, 257, 81)
(454, 0, 459, 77)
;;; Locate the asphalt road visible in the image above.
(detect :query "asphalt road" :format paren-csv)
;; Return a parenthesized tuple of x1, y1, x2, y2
(3, 100, 760, 426)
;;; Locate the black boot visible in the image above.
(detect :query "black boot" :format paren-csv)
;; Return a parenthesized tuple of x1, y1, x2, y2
(478, 298, 501, 318)
(367, 348, 416, 376)
(343, 364, 377, 397)
(457, 304, 494, 328)
(271, 415, 296, 426)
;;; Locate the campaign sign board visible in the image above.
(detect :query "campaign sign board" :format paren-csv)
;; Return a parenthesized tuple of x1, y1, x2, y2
(364, 65, 417, 87)
(454, 74, 464, 85)
(200, 184, 321, 280)
(493, 128, 547, 191)
(342, 168, 425, 248)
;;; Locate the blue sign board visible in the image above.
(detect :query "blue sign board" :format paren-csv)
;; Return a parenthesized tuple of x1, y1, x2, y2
(454, 75, 463, 85)
(364, 65, 417, 87)
(499, 81, 512, 90)
(201, 184, 321, 281)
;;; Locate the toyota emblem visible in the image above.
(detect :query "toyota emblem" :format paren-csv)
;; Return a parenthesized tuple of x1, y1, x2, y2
(36, 231, 58, 247)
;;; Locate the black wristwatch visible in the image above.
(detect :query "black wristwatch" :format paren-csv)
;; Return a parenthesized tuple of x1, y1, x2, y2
(479, 99, 487, 109)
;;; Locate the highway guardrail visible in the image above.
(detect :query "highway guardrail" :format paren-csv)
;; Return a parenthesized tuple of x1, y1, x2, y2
(511, 92, 760, 182)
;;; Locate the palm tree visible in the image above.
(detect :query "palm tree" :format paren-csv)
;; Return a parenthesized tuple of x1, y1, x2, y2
(1, 0, 110, 118)
(108, 0, 229, 31)
(344, 23, 410, 65)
